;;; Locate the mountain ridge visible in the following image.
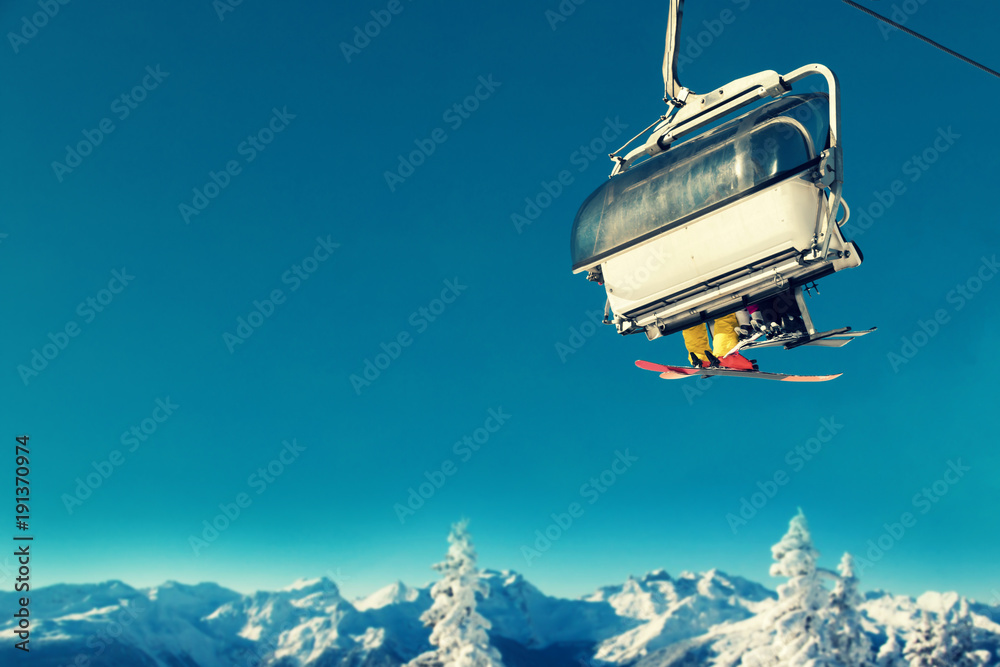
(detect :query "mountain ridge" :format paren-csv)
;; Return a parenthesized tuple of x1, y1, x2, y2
(4, 567, 997, 666)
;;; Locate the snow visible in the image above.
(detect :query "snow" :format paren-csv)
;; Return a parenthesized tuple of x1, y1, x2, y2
(54, 604, 122, 621)
(8, 571, 999, 667)
(479, 568, 630, 646)
(588, 568, 778, 663)
(918, 590, 963, 614)
(355, 580, 421, 611)
(409, 519, 505, 666)
(829, 553, 873, 666)
(740, 510, 840, 666)
(7, 517, 1000, 666)
(282, 577, 328, 592)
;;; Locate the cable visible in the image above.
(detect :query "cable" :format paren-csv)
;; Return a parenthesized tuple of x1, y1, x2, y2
(840, 0, 1000, 80)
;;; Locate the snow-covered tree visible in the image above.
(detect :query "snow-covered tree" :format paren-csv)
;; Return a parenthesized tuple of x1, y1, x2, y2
(828, 553, 873, 666)
(875, 629, 907, 667)
(742, 509, 837, 667)
(408, 520, 504, 667)
(903, 603, 988, 667)
(903, 612, 946, 667)
(942, 599, 988, 667)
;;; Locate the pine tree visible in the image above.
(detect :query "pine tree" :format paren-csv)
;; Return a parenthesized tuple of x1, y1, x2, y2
(408, 520, 505, 667)
(943, 599, 986, 667)
(828, 552, 873, 666)
(874, 629, 906, 667)
(742, 509, 837, 667)
(903, 604, 987, 667)
(903, 612, 944, 667)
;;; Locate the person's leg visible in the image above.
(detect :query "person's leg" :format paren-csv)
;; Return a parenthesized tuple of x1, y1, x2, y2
(779, 291, 807, 334)
(682, 324, 710, 365)
(734, 307, 755, 339)
(711, 313, 741, 357)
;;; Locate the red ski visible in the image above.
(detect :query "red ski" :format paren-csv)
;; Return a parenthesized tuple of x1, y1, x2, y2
(635, 359, 842, 382)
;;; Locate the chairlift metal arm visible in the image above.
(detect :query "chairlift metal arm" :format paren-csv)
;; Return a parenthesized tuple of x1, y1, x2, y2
(613, 64, 841, 177)
(617, 0, 844, 179)
(663, 0, 687, 103)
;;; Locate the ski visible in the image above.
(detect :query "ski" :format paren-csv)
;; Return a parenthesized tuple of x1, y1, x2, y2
(635, 359, 842, 382)
(730, 327, 878, 354)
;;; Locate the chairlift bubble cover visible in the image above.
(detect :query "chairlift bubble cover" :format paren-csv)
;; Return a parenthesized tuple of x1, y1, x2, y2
(570, 94, 831, 273)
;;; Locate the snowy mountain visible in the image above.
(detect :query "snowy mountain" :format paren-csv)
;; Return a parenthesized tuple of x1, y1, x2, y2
(585, 568, 777, 664)
(203, 576, 372, 664)
(0, 580, 251, 667)
(4, 570, 997, 666)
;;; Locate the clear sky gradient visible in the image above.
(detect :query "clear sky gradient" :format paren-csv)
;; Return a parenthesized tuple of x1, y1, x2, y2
(2, 0, 998, 604)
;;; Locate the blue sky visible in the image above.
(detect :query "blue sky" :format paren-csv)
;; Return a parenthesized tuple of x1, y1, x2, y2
(2, 0, 998, 604)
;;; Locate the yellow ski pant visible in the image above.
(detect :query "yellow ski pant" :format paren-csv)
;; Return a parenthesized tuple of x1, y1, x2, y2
(682, 313, 740, 358)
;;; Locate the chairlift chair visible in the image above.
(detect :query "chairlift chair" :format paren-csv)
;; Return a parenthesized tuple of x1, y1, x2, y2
(570, 0, 869, 350)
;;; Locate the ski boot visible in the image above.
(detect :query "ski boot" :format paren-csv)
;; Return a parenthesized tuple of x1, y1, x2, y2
(750, 313, 780, 338)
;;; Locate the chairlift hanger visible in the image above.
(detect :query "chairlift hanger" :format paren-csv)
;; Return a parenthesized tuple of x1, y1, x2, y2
(569, 0, 874, 354)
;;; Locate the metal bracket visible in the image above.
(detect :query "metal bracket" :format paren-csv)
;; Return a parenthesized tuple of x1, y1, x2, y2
(793, 286, 817, 335)
(817, 147, 842, 189)
(667, 87, 691, 108)
(765, 78, 792, 98)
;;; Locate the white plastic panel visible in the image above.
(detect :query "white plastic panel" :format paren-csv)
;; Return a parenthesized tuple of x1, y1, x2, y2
(601, 180, 823, 314)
